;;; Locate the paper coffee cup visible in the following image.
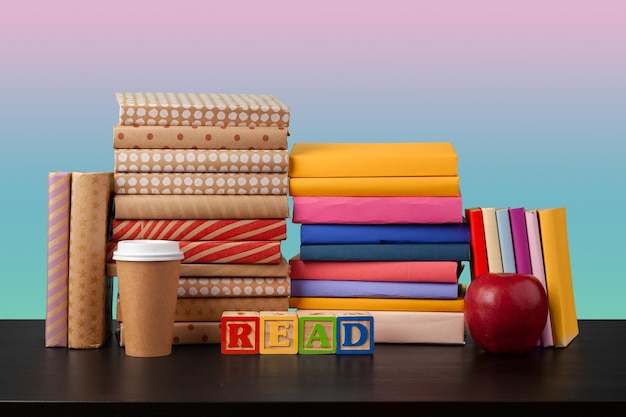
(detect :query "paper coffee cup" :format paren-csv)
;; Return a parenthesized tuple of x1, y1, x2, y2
(113, 240, 184, 358)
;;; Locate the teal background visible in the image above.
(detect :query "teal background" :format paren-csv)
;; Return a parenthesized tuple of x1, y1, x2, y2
(1, 1, 624, 319)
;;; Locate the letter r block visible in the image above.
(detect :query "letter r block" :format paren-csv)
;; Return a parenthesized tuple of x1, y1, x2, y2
(259, 311, 298, 354)
(336, 311, 374, 355)
(221, 311, 260, 354)
(297, 310, 336, 355)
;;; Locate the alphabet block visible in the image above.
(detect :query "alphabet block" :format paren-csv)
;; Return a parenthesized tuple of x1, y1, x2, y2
(336, 311, 374, 355)
(259, 311, 299, 354)
(221, 311, 259, 354)
(297, 310, 336, 355)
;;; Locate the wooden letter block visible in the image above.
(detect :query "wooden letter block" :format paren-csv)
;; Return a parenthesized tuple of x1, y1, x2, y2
(259, 311, 298, 355)
(221, 311, 259, 355)
(297, 310, 336, 355)
(336, 311, 374, 355)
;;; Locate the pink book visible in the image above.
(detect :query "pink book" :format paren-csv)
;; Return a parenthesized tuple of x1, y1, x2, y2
(525, 209, 554, 347)
(289, 255, 461, 283)
(292, 196, 463, 224)
(509, 207, 532, 274)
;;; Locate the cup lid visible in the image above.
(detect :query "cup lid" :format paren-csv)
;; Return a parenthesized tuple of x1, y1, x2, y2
(112, 240, 184, 262)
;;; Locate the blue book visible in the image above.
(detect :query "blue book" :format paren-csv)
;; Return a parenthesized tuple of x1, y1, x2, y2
(495, 208, 516, 273)
(299, 243, 471, 262)
(291, 280, 461, 299)
(300, 223, 470, 245)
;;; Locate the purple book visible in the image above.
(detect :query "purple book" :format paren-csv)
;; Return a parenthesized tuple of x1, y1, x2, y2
(508, 207, 532, 275)
(290, 280, 461, 299)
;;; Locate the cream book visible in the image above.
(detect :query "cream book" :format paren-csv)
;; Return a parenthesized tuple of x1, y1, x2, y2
(481, 207, 503, 273)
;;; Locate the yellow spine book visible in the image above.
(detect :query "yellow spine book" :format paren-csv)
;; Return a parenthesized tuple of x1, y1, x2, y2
(289, 176, 460, 197)
(537, 207, 579, 347)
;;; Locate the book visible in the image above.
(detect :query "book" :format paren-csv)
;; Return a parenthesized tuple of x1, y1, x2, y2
(289, 142, 458, 178)
(481, 207, 503, 273)
(292, 196, 463, 224)
(525, 209, 554, 347)
(113, 125, 288, 150)
(509, 207, 532, 274)
(115, 92, 290, 127)
(45, 172, 71, 348)
(116, 296, 290, 322)
(114, 173, 288, 195)
(290, 280, 461, 299)
(113, 195, 290, 219)
(299, 223, 470, 245)
(464, 207, 488, 280)
(289, 256, 462, 284)
(108, 241, 282, 264)
(110, 219, 287, 241)
(289, 290, 466, 312)
(369, 311, 465, 344)
(299, 243, 471, 262)
(107, 257, 290, 278)
(118, 322, 223, 346)
(496, 208, 516, 273)
(177, 277, 291, 298)
(537, 207, 579, 347)
(67, 172, 114, 349)
(114, 149, 289, 173)
(289, 176, 460, 197)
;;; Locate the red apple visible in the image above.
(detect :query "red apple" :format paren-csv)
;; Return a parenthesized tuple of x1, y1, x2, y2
(464, 272, 548, 354)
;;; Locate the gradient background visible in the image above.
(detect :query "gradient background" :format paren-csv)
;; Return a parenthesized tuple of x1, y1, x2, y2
(1, 1, 624, 319)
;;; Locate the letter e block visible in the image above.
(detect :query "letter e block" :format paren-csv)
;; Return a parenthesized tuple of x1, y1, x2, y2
(297, 310, 336, 355)
(336, 311, 374, 355)
(259, 311, 298, 354)
(221, 311, 259, 354)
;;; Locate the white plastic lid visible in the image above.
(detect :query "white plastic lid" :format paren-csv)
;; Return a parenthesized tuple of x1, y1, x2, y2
(112, 240, 184, 262)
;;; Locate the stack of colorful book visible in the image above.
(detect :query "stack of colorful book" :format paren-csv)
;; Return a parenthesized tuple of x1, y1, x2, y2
(465, 206, 578, 347)
(287, 142, 470, 344)
(105, 92, 293, 345)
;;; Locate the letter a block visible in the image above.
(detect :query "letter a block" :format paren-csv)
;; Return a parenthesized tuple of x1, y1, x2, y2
(336, 311, 374, 355)
(221, 311, 259, 354)
(259, 311, 298, 354)
(297, 310, 336, 355)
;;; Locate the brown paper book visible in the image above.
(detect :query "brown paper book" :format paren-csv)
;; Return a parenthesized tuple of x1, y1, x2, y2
(67, 172, 114, 349)
(118, 322, 222, 346)
(113, 194, 290, 219)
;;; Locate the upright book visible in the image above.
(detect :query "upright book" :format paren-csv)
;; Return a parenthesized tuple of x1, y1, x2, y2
(481, 207, 503, 273)
(495, 208, 516, 273)
(464, 207, 488, 280)
(509, 207, 532, 275)
(537, 207, 578, 347)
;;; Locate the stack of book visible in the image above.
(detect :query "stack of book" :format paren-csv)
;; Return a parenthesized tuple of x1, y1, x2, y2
(106, 92, 293, 345)
(465, 206, 579, 347)
(287, 142, 470, 344)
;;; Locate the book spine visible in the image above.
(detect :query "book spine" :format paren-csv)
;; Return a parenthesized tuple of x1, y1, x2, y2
(111, 219, 287, 241)
(525, 209, 554, 347)
(465, 208, 488, 280)
(116, 93, 290, 127)
(113, 195, 290, 220)
(114, 173, 288, 195)
(299, 243, 470, 262)
(509, 207, 532, 274)
(496, 208, 516, 273)
(290, 280, 461, 299)
(177, 277, 291, 298)
(369, 311, 465, 344)
(293, 196, 463, 224)
(289, 176, 460, 197)
(299, 223, 470, 244)
(482, 207, 503, 273)
(113, 125, 288, 150)
(537, 207, 579, 347)
(67, 172, 113, 349)
(114, 149, 289, 173)
(119, 322, 223, 346)
(45, 172, 71, 348)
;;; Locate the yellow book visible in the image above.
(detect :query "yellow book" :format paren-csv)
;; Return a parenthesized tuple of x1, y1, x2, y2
(289, 293, 465, 313)
(289, 176, 460, 197)
(289, 142, 458, 178)
(537, 207, 579, 347)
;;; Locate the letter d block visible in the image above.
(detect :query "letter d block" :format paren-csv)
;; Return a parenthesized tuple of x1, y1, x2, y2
(297, 310, 336, 355)
(221, 311, 259, 355)
(336, 311, 374, 355)
(259, 311, 298, 354)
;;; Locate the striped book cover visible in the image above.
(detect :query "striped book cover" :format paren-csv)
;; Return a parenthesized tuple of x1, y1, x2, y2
(111, 219, 287, 241)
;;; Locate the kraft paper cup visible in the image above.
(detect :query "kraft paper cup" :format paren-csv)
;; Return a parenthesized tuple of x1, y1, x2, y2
(113, 240, 184, 358)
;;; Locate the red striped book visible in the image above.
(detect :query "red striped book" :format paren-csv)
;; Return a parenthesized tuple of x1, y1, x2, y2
(110, 219, 286, 241)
